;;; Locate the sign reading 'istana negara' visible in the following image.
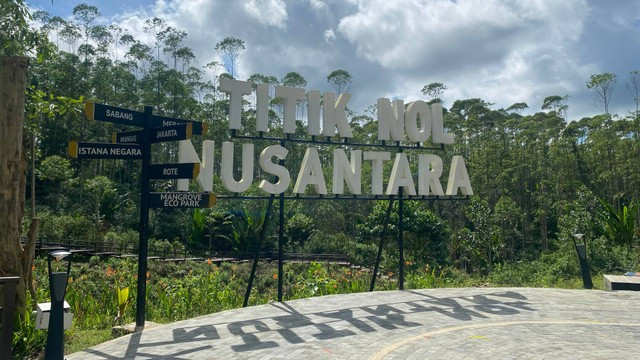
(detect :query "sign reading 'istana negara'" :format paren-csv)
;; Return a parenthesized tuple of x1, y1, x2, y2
(178, 78, 473, 197)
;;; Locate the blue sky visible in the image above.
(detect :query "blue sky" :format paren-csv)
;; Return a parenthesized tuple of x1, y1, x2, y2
(27, 0, 640, 121)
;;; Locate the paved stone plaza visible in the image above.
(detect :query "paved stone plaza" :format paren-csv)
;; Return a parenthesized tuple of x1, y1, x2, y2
(68, 287, 640, 359)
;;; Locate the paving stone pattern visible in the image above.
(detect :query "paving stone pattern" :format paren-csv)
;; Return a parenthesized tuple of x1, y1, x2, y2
(67, 288, 640, 359)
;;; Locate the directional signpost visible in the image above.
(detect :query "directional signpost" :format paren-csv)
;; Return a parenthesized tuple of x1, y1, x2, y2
(69, 101, 213, 332)
(149, 192, 216, 208)
(153, 115, 208, 135)
(85, 101, 144, 127)
(112, 130, 140, 144)
(150, 122, 192, 143)
(112, 122, 195, 144)
(149, 163, 199, 179)
(68, 141, 142, 159)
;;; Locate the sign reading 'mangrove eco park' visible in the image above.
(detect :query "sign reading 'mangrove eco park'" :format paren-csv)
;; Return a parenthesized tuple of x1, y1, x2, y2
(67, 77, 472, 331)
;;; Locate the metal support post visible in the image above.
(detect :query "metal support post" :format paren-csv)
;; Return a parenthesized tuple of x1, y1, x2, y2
(398, 188, 404, 290)
(243, 196, 275, 307)
(135, 106, 153, 331)
(278, 141, 285, 302)
(369, 200, 394, 292)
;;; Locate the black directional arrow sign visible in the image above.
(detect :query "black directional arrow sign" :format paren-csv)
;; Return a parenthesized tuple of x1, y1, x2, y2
(149, 163, 200, 179)
(153, 115, 208, 136)
(112, 123, 193, 144)
(85, 101, 144, 127)
(149, 192, 216, 208)
(150, 123, 192, 143)
(112, 130, 140, 144)
(68, 141, 142, 159)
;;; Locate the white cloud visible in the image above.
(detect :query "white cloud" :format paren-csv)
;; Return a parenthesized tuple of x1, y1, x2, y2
(337, 0, 588, 71)
(333, 0, 608, 116)
(309, 0, 328, 11)
(243, 0, 288, 28)
(324, 28, 336, 43)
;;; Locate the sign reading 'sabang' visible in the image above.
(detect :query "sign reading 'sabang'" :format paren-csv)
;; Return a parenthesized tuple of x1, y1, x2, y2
(178, 78, 473, 197)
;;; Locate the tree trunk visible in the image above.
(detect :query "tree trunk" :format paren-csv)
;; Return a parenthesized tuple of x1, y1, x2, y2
(0, 56, 29, 313)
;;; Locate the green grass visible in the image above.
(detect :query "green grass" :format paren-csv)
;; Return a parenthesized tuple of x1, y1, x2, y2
(65, 329, 113, 355)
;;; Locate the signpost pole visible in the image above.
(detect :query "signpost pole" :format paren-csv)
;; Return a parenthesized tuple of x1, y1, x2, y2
(278, 140, 285, 302)
(398, 145, 405, 290)
(398, 189, 404, 290)
(135, 106, 153, 331)
(369, 199, 394, 292)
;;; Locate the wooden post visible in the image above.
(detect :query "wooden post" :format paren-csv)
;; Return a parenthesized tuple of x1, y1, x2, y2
(0, 57, 29, 313)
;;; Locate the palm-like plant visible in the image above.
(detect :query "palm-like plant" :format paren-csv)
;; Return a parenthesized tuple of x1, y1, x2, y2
(595, 197, 639, 248)
(231, 208, 264, 255)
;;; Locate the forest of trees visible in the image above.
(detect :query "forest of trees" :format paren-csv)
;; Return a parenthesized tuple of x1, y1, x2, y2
(7, 2, 640, 278)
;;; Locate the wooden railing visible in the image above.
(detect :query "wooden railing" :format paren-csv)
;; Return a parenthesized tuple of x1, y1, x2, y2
(24, 238, 351, 266)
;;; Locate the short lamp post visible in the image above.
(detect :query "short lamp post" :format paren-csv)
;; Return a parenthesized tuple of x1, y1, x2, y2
(572, 234, 593, 289)
(44, 250, 72, 360)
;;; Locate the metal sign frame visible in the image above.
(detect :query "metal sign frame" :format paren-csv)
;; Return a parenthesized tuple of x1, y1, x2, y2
(224, 130, 469, 307)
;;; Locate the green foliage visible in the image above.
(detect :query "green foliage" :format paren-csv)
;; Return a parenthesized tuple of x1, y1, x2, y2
(215, 36, 244, 77)
(102, 229, 138, 248)
(114, 284, 130, 325)
(189, 209, 207, 246)
(38, 210, 99, 241)
(586, 72, 617, 113)
(231, 208, 265, 254)
(37, 155, 74, 182)
(595, 197, 639, 247)
(421, 82, 447, 103)
(149, 239, 186, 258)
(207, 211, 234, 251)
(326, 69, 352, 93)
(285, 213, 314, 250)
(83, 176, 118, 223)
(0, 0, 50, 58)
(358, 201, 449, 267)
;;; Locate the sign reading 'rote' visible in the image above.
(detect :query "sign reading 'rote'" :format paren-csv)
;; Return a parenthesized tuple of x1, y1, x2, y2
(68, 141, 142, 159)
(149, 192, 216, 208)
(149, 163, 200, 179)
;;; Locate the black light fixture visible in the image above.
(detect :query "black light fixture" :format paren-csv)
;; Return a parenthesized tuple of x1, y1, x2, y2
(44, 250, 72, 360)
(573, 233, 593, 289)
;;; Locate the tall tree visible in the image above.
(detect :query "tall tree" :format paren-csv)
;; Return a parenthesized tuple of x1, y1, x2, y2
(215, 36, 245, 78)
(0, 56, 29, 315)
(541, 95, 569, 121)
(0, 0, 39, 315)
(627, 71, 640, 121)
(59, 22, 81, 53)
(506, 102, 528, 114)
(143, 17, 168, 64)
(160, 26, 187, 71)
(327, 69, 352, 94)
(72, 3, 100, 61)
(586, 72, 617, 114)
(281, 71, 307, 88)
(204, 60, 222, 100)
(421, 82, 447, 104)
(45, 16, 67, 48)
